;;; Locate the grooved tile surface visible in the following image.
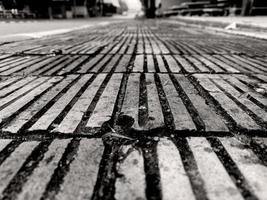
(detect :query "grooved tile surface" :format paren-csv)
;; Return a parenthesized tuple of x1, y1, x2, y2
(0, 20, 266, 200)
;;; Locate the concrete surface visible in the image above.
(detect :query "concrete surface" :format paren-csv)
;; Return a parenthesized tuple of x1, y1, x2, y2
(172, 16, 267, 40)
(0, 19, 266, 200)
(176, 16, 267, 29)
(0, 18, 121, 43)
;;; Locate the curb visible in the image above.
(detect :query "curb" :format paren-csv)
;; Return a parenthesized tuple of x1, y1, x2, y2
(170, 17, 267, 40)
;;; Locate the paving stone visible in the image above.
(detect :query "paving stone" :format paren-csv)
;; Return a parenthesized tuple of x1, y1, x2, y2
(102, 54, 121, 73)
(185, 55, 209, 72)
(55, 139, 103, 200)
(78, 55, 103, 73)
(16, 139, 70, 200)
(0, 77, 22, 89)
(0, 73, 263, 134)
(54, 74, 106, 134)
(0, 20, 266, 199)
(90, 54, 112, 73)
(145, 73, 165, 130)
(4, 76, 77, 133)
(203, 55, 240, 73)
(0, 57, 46, 76)
(133, 55, 144, 72)
(0, 77, 61, 125)
(121, 73, 140, 131)
(220, 137, 267, 200)
(0, 136, 265, 199)
(0, 141, 40, 196)
(86, 73, 123, 129)
(156, 55, 167, 73)
(164, 55, 181, 73)
(159, 74, 196, 131)
(194, 74, 264, 131)
(29, 75, 91, 131)
(0, 76, 36, 98)
(188, 137, 243, 200)
(115, 55, 131, 72)
(158, 139, 195, 200)
(115, 145, 146, 200)
(0, 139, 12, 151)
(146, 55, 156, 72)
(0, 57, 25, 68)
(174, 74, 229, 132)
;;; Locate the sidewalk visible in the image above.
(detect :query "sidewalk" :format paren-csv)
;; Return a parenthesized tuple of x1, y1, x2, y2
(173, 16, 267, 40)
(0, 18, 120, 43)
(0, 19, 266, 200)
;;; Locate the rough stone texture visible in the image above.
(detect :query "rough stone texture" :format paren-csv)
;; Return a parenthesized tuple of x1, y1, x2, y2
(0, 19, 266, 200)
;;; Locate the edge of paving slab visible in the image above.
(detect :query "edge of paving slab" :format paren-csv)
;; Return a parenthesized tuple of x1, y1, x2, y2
(169, 16, 267, 40)
(0, 21, 121, 43)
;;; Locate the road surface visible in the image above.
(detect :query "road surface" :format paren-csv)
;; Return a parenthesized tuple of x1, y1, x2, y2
(0, 18, 120, 42)
(0, 19, 266, 200)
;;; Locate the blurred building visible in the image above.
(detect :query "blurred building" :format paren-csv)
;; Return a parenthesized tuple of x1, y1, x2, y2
(0, 0, 121, 19)
(160, 0, 188, 11)
(102, 0, 121, 16)
(156, 0, 267, 16)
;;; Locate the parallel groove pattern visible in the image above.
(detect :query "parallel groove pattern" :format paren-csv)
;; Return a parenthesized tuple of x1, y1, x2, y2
(0, 73, 263, 135)
(0, 20, 266, 200)
(0, 137, 264, 200)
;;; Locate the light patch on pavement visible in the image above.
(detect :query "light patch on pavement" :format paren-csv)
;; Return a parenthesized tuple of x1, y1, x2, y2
(0, 21, 114, 41)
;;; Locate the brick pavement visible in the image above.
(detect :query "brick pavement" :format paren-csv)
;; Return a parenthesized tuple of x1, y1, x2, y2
(0, 20, 266, 200)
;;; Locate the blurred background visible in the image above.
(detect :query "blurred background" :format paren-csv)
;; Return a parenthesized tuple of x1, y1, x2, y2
(0, 0, 266, 20)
